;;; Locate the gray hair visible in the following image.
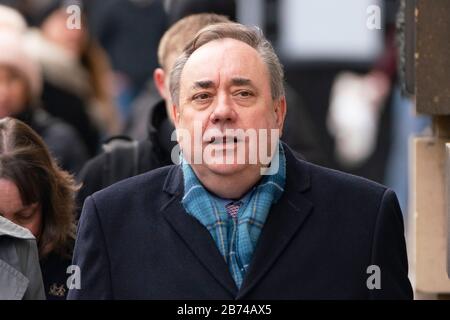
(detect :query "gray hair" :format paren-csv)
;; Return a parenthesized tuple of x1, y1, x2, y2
(169, 22, 285, 106)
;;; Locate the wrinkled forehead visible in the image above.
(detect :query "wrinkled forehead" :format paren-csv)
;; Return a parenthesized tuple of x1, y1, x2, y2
(180, 38, 269, 89)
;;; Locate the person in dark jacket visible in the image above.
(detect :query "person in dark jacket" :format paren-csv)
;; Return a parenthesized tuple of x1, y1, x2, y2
(69, 23, 412, 299)
(0, 117, 79, 300)
(76, 13, 232, 212)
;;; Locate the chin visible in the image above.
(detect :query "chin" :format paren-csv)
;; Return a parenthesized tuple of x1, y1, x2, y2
(204, 162, 247, 176)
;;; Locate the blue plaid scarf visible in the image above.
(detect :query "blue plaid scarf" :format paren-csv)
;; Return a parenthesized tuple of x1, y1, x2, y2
(181, 143, 286, 288)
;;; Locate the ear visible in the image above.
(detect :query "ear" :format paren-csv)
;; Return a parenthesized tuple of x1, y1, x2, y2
(153, 68, 167, 100)
(274, 96, 287, 133)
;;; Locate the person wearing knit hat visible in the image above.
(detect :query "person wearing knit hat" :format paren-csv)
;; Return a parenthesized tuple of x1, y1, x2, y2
(0, 31, 41, 108)
(0, 28, 88, 177)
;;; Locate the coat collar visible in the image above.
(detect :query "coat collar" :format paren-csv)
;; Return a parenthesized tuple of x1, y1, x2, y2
(162, 170, 238, 297)
(161, 142, 313, 298)
(0, 216, 35, 240)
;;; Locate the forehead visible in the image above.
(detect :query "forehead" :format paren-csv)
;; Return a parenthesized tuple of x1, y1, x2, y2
(181, 38, 269, 88)
(0, 179, 23, 212)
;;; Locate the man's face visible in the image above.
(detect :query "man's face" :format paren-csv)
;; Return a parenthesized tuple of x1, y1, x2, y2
(174, 38, 285, 177)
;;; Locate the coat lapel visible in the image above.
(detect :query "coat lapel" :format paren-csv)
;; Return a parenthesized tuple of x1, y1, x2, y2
(237, 145, 314, 299)
(162, 166, 238, 297)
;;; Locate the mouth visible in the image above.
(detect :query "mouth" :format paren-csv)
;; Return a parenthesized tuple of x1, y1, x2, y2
(208, 136, 239, 145)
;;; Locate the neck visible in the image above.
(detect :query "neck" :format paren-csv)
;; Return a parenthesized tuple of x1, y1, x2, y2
(191, 165, 262, 199)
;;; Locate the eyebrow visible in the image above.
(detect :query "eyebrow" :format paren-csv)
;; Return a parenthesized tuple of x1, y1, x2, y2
(192, 80, 214, 90)
(191, 77, 256, 93)
(231, 77, 252, 86)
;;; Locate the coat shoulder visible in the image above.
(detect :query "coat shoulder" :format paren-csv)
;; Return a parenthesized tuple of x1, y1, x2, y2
(307, 160, 387, 195)
(292, 156, 391, 216)
(284, 144, 388, 201)
(90, 164, 175, 206)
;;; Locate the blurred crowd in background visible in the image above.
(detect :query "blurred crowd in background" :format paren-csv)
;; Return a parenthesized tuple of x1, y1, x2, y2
(0, 0, 431, 299)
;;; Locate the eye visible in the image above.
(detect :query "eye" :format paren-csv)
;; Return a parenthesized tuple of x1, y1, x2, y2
(234, 90, 254, 98)
(193, 92, 212, 101)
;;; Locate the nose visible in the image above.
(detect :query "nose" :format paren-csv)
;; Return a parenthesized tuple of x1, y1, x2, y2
(209, 94, 236, 125)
